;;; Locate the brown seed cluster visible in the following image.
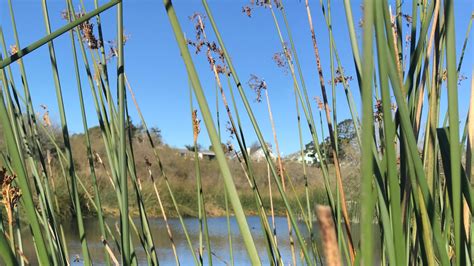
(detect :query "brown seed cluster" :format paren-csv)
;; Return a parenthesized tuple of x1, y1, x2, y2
(314, 96, 324, 111)
(374, 100, 397, 122)
(106, 33, 130, 61)
(226, 121, 236, 138)
(40, 104, 52, 127)
(242, 0, 281, 15)
(272, 51, 289, 74)
(441, 69, 468, 85)
(247, 74, 267, 103)
(187, 13, 228, 75)
(226, 141, 234, 153)
(9, 45, 18, 55)
(192, 109, 201, 142)
(400, 13, 413, 27)
(61, 10, 102, 49)
(330, 68, 353, 85)
(242, 6, 253, 17)
(1, 168, 22, 225)
(374, 100, 383, 122)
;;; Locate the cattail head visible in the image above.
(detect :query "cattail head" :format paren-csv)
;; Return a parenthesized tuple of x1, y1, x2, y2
(315, 205, 342, 266)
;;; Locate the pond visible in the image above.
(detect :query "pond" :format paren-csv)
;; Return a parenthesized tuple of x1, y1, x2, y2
(20, 216, 380, 265)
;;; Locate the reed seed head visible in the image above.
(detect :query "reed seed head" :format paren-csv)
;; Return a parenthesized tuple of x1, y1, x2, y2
(329, 68, 353, 85)
(9, 45, 18, 55)
(314, 96, 324, 111)
(248, 74, 267, 103)
(0, 168, 22, 225)
(192, 109, 201, 142)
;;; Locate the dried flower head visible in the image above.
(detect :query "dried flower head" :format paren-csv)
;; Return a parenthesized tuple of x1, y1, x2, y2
(43, 111, 52, 127)
(226, 140, 234, 153)
(0, 168, 22, 225)
(441, 69, 468, 85)
(39, 104, 52, 127)
(374, 99, 383, 122)
(189, 13, 206, 41)
(187, 14, 228, 75)
(9, 45, 18, 55)
(273, 52, 289, 74)
(226, 121, 236, 138)
(330, 68, 353, 85)
(192, 109, 201, 142)
(106, 33, 130, 61)
(61, 9, 102, 49)
(248, 74, 267, 103)
(242, 6, 253, 17)
(400, 13, 413, 27)
(314, 96, 324, 111)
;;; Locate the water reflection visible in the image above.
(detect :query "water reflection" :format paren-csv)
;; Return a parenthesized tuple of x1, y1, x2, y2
(21, 216, 379, 265)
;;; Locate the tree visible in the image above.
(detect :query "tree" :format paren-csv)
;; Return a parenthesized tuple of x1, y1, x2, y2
(185, 143, 202, 152)
(149, 127, 163, 145)
(337, 119, 357, 143)
(304, 119, 357, 163)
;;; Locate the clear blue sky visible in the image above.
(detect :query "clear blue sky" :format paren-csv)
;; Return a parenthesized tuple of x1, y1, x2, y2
(1, 0, 473, 155)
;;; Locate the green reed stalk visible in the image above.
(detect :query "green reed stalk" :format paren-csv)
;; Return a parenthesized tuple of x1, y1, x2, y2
(115, 0, 131, 264)
(263, 85, 296, 266)
(214, 76, 233, 266)
(0, 74, 50, 265)
(373, 3, 405, 263)
(444, 0, 463, 264)
(125, 104, 159, 265)
(360, 1, 375, 265)
(190, 92, 203, 265)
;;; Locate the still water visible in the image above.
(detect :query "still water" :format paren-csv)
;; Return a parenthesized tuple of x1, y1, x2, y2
(21, 216, 378, 265)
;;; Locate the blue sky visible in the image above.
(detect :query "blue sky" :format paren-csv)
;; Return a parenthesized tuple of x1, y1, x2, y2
(0, 0, 473, 155)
